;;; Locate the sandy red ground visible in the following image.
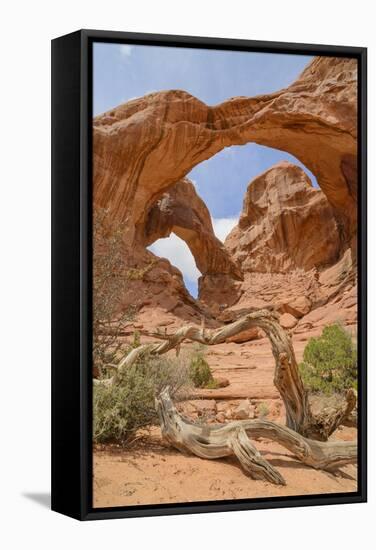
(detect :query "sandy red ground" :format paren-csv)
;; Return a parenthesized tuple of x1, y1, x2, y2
(93, 336, 357, 508)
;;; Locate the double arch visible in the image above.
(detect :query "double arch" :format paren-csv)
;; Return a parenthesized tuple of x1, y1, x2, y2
(93, 56, 357, 261)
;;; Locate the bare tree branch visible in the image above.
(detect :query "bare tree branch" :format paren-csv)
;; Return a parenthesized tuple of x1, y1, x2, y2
(105, 309, 356, 440)
(155, 388, 357, 485)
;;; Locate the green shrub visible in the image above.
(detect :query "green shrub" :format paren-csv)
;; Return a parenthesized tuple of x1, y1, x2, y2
(204, 378, 221, 390)
(130, 330, 141, 349)
(299, 324, 357, 395)
(258, 402, 270, 418)
(93, 353, 191, 444)
(189, 353, 214, 388)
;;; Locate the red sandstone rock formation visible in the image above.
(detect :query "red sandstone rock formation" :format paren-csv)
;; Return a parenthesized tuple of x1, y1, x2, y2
(225, 162, 340, 274)
(103, 176, 242, 326)
(93, 56, 357, 333)
(206, 162, 357, 335)
(94, 56, 357, 253)
(143, 178, 242, 280)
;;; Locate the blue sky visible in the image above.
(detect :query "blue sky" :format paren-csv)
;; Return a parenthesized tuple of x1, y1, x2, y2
(93, 43, 314, 297)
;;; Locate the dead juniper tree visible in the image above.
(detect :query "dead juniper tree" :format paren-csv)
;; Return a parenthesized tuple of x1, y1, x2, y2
(93, 208, 134, 377)
(95, 309, 357, 485)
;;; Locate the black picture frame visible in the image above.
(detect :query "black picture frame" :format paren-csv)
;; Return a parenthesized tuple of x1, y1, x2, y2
(51, 29, 367, 521)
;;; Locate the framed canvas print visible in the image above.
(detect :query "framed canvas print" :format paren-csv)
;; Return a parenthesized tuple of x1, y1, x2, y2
(51, 29, 367, 520)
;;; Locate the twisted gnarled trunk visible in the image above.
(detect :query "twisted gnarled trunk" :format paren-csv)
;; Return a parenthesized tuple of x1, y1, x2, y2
(108, 309, 355, 441)
(155, 388, 357, 486)
(95, 309, 357, 483)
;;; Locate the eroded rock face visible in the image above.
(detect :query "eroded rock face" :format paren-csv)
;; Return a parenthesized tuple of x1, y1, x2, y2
(115, 247, 222, 329)
(143, 178, 242, 280)
(94, 56, 357, 251)
(93, 56, 357, 333)
(206, 162, 356, 336)
(118, 177, 242, 324)
(225, 162, 340, 274)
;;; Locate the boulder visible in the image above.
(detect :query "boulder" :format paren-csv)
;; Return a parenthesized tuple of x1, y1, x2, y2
(215, 412, 226, 423)
(226, 327, 263, 343)
(192, 400, 217, 415)
(216, 401, 229, 413)
(280, 313, 298, 330)
(248, 405, 256, 419)
(281, 296, 312, 318)
(214, 377, 230, 388)
(233, 399, 251, 420)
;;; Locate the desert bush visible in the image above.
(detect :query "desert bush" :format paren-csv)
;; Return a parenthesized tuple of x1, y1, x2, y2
(126, 260, 158, 281)
(128, 330, 141, 350)
(204, 378, 221, 390)
(189, 349, 214, 388)
(93, 352, 192, 444)
(257, 402, 270, 418)
(299, 324, 357, 395)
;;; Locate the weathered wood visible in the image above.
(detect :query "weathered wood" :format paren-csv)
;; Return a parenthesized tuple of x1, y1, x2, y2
(155, 388, 357, 485)
(105, 309, 356, 440)
(229, 428, 286, 485)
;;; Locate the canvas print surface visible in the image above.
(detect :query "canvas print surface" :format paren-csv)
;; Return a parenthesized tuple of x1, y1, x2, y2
(92, 43, 358, 508)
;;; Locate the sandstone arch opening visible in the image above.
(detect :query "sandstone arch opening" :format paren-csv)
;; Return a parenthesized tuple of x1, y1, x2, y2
(94, 56, 357, 255)
(137, 139, 343, 317)
(93, 55, 357, 322)
(148, 234, 201, 298)
(187, 146, 340, 272)
(142, 177, 242, 305)
(187, 141, 320, 236)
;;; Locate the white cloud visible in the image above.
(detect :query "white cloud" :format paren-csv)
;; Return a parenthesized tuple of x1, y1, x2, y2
(212, 216, 239, 242)
(119, 45, 133, 57)
(124, 95, 140, 102)
(147, 217, 238, 297)
(148, 235, 200, 282)
(222, 146, 236, 158)
(123, 90, 157, 103)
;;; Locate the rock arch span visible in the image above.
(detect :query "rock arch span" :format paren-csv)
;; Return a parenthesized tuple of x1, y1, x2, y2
(93, 56, 357, 255)
(143, 178, 242, 281)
